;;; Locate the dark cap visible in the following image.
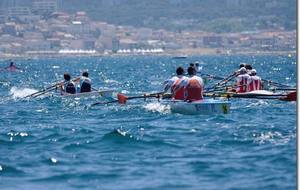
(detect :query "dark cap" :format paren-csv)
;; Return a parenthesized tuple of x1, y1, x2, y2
(64, 73, 71, 81)
(82, 71, 89, 77)
(187, 66, 196, 75)
(176, 66, 185, 75)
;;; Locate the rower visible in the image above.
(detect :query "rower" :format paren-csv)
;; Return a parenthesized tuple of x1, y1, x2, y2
(61, 73, 76, 94)
(233, 63, 245, 76)
(184, 66, 204, 101)
(248, 69, 263, 91)
(4, 61, 21, 72)
(195, 61, 202, 73)
(189, 63, 195, 70)
(245, 64, 253, 74)
(78, 71, 92, 93)
(235, 67, 250, 93)
(164, 66, 187, 100)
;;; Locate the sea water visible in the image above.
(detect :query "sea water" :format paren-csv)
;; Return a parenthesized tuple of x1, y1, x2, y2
(0, 55, 296, 190)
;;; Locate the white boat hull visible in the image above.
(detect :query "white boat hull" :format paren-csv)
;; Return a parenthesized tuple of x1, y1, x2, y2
(234, 90, 287, 99)
(168, 99, 230, 115)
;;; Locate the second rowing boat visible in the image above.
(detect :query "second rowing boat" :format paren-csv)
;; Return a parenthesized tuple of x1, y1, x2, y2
(59, 89, 115, 99)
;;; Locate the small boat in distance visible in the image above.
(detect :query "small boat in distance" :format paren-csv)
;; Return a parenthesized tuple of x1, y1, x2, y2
(172, 55, 188, 59)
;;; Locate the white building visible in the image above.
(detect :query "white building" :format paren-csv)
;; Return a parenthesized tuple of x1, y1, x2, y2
(32, 0, 57, 15)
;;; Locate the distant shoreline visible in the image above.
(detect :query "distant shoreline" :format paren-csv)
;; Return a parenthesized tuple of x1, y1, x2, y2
(0, 50, 296, 60)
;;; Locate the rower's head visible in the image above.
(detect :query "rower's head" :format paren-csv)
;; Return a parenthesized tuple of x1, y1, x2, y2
(82, 71, 89, 77)
(10, 62, 14, 66)
(195, 62, 199, 67)
(189, 63, 195, 67)
(238, 67, 247, 75)
(64, 73, 71, 81)
(245, 64, 252, 70)
(239, 63, 245, 68)
(187, 66, 196, 76)
(250, 69, 257, 76)
(176, 66, 185, 76)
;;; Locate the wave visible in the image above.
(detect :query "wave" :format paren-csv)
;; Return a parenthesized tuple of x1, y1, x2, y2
(143, 102, 170, 114)
(9, 86, 38, 99)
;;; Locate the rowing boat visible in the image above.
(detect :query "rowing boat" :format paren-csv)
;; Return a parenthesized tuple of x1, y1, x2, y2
(204, 90, 296, 101)
(59, 89, 115, 99)
(231, 90, 295, 100)
(165, 98, 231, 115)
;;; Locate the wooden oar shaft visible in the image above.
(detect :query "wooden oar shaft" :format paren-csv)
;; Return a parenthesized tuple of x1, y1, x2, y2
(23, 83, 60, 98)
(269, 88, 296, 91)
(199, 73, 224, 80)
(24, 77, 80, 99)
(126, 94, 160, 100)
(30, 86, 58, 98)
(91, 92, 163, 107)
(262, 79, 293, 88)
(91, 99, 119, 106)
(205, 91, 296, 101)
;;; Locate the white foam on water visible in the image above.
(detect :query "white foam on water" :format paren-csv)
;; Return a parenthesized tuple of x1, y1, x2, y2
(253, 131, 293, 145)
(9, 86, 38, 99)
(104, 79, 119, 84)
(143, 102, 170, 114)
(245, 100, 269, 108)
(121, 90, 129, 94)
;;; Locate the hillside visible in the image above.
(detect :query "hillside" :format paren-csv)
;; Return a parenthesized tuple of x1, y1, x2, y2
(2, 0, 296, 32)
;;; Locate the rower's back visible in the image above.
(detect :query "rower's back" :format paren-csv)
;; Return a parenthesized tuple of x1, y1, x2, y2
(248, 69, 262, 91)
(235, 67, 250, 93)
(79, 71, 91, 93)
(63, 73, 76, 94)
(185, 66, 204, 101)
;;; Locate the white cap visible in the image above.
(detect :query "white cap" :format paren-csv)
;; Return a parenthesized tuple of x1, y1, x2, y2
(251, 69, 256, 74)
(238, 67, 247, 74)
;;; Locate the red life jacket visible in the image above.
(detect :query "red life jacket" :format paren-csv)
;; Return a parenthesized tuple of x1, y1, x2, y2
(248, 76, 262, 91)
(171, 78, 185, 100)
(236, 75, 249, 93)
(7, 65, 16, 72)
(185, 78, 203, 101)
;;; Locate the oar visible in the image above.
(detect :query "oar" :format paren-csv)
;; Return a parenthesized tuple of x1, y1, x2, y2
(279, 91, 296, 101)
(92, 87, 99, 91)
(204, 91, 297, 101)
(116, 93, 163, 104)
(30, 86, 58, 98)
(269, 87, 296, 91)
(198, 72, 224, 80)
(90, 99, 119, 106)
(90, 92, 164, 106)
(209, 72, 237, 90)
(23, 77, 79, 99)
(23, 82, 63, 98)
(262, 79, 294, 88)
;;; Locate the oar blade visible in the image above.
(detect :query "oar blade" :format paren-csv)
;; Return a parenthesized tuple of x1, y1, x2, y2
(280, 91, 297, 101)
(117, 93, 127, 104)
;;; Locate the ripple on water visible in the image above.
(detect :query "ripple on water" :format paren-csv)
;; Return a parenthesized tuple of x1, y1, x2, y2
(0, 56, 296, 190)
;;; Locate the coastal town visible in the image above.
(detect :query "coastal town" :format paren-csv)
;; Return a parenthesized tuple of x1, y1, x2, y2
(0, 0, 296, 58)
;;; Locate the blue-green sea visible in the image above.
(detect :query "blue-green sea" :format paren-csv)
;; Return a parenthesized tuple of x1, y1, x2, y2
(0, 55, 296, 190)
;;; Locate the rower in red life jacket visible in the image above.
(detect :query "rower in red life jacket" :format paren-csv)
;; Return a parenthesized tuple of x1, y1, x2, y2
(3, 61, 22, 72)
(184, 66, 204, 101)
(248, 69, 263, 91)
(164, 66, 188, 100)
(235, 67, 251, 93)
